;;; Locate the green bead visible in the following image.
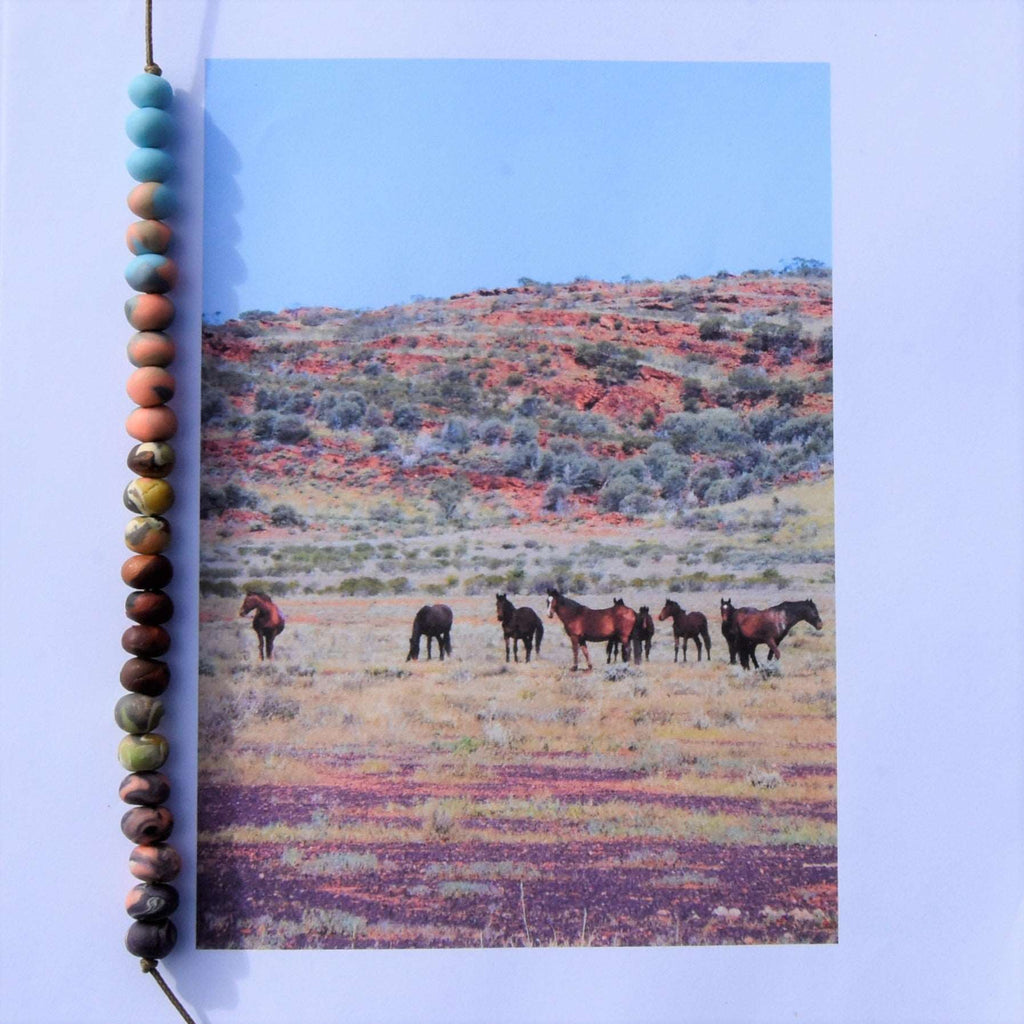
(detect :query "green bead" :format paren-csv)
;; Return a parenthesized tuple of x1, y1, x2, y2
(114, 694, 165, 734)
(117, 733, 169, 772)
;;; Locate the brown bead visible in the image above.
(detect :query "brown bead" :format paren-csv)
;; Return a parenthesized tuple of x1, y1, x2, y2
(121, 554, 173, 590)
(125, 590, 173, 625)
(126, 366, 175, 407)
(121, 624, 171, 658)
(122, 806, 174, 844)
(127, 331, 176, 367)
(120, 657, 170, 695)
(125, 918, 177, 959)
(126, 442, 175, 478)
(129, 843, 182, 882)
(124, 515, 171, 555)
(125, 882, 179, 922)
(126, 405, 177, 442)
(119, 771, 171, 806)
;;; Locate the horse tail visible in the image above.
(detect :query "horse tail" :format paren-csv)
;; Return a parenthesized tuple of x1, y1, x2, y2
(701, 622, 712, 652)
(534, 620, 544, 655)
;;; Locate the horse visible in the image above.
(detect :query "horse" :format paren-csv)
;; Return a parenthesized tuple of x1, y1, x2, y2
(658, 598, 711, 663)
(605, 598, 631, 663)
(547, 589, 636, 671)
(729, 597, 823, 669)
(720, 598, 749, 666)
(239, 592, 285, 661)
(407, 604, 453, 661)
(495, 593, 544, 663)
(632, 606, 655, 661)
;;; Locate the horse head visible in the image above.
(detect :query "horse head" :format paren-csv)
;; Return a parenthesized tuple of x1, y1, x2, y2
(239, 593, 259, 617)
(720, 597, 734, 620)
(545, 588, 561, 618)
(658, 598, 678, 622)
(804, 598, 823, 629)
(495, 593, 508, 622)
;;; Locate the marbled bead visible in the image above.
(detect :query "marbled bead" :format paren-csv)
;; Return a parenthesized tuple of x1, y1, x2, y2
(129, 843, 181, 883)
(125, 918, 178, 960)
(114, 693, 165, 734)
(125, 882, 179, 922)
(121, 553, 173, 589)
(121, 805, 174, 844)
(126, 221, 172, 257)
(126, 441, 175, 478)
(128, 72, 173, 110)
(127, 147, 174, 184)
(118, 771, 171, 806)
(127, 330, 175, 366)
(127, 181, 177, 220)
(121, 624, 171, 658)
(125, 515, 171, 555)
(126, 405, 177, 442)
(125, 590, 173, 625)
(117, 733, 169, 772)
(125, 292, 175, 332)
(125, 253, 177, 295)
(126, 365, 175, 406)
(126, 107, 173, 148)
(123, 477, 174, 517)
(120, 657, 170, 696)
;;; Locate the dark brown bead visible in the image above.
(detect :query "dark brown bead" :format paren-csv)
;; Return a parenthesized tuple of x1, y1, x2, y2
(121, 624, 170, 658)
(125, 590, 174, 625)
(125, 882, 179, 922)
(121, 553, 173, 590)
(119, 771, 171, 806)
(121, 806, 174, 844)
(129, 843, 181, 882)
(120, 657, 170, 695)
(126, 441, 175, 478)
(125, 918, 177, 959)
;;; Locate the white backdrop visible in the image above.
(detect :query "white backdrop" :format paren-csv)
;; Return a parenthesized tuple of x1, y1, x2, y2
(1, 2, 1022, 1023)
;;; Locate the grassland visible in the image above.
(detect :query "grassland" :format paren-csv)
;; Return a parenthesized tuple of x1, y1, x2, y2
(197, 481, 836, 949)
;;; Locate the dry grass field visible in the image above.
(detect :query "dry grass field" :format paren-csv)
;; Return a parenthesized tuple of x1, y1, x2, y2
(197, 482, 836, 949)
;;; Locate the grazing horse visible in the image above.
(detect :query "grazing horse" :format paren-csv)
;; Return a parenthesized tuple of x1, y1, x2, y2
(239, 592, 285, 661)
(658, 598, 711, 663)
(730, 598, 823, 669)
(407, 604, 454, 661)
(547, 589, 636, 671)
(495, 594, 544, 663)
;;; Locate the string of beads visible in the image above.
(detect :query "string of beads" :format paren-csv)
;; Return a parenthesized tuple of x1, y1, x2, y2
(119, 65, 181, 965)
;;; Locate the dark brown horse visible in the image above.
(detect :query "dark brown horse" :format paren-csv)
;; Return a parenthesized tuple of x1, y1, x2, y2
(547, 589, 636, 671)
(720, 597, 749, 666)
(407, 604, 453, 661)
(729, 597, 823, 669)
(495, 594, 544, 663)
(658, 598, 711, 662)
(239, 592, 285, 661)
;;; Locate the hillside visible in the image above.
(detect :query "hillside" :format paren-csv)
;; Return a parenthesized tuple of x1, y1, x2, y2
(201, 270, 832, 542)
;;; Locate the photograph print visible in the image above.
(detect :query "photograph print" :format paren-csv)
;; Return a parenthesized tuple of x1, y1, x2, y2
(198, 58, 835, 949)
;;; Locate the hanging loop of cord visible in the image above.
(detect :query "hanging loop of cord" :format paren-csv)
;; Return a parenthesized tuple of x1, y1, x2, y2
(144, 0, 162, 75)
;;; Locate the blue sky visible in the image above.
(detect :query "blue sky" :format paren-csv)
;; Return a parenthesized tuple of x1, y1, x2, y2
(203, 59, 830, 321)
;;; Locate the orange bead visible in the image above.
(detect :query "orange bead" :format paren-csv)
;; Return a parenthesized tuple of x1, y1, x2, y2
(126, 405, 177, 442)
(126, 366, 175, 407)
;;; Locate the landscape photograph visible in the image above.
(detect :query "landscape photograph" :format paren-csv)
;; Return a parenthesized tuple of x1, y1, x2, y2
(198, 58, 835, 949)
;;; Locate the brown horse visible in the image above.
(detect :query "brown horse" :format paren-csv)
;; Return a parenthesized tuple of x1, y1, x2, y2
(720, 598, 750, 666)
(729, 597, 823, 669)
(407, 604, 453, 661)
(239, 592, 285, 661)
(547, 589, 636, 671)
(658, 598, 711, 662)
(495, 594, 544, 663)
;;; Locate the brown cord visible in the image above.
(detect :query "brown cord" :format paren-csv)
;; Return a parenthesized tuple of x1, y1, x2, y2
(140, 960, 199, 1024)
(144, 0, 162, 75)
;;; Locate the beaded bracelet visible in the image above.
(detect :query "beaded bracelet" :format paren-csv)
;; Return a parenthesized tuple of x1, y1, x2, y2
(115, 5, 193, 1020)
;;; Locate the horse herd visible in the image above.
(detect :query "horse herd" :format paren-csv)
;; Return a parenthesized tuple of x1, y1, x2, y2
(238, 589, 823, 672)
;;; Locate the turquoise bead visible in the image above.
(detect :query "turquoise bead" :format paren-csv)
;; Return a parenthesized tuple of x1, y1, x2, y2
(125, 254, 176, 294)
(127, 148, 174, 184)
(126, 107, 173, 148)
(128, 73, 172, 110)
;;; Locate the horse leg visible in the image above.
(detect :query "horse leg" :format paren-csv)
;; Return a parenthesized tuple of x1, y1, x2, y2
(570, 637, 580, 671)
(523, 636, 532, 663)
(266, 631, 275, 661)
(580, 640, 593, 672)
(514, 637, 520, 663)
(505, 634, 511, 663)
(257, 630, 265, 661)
